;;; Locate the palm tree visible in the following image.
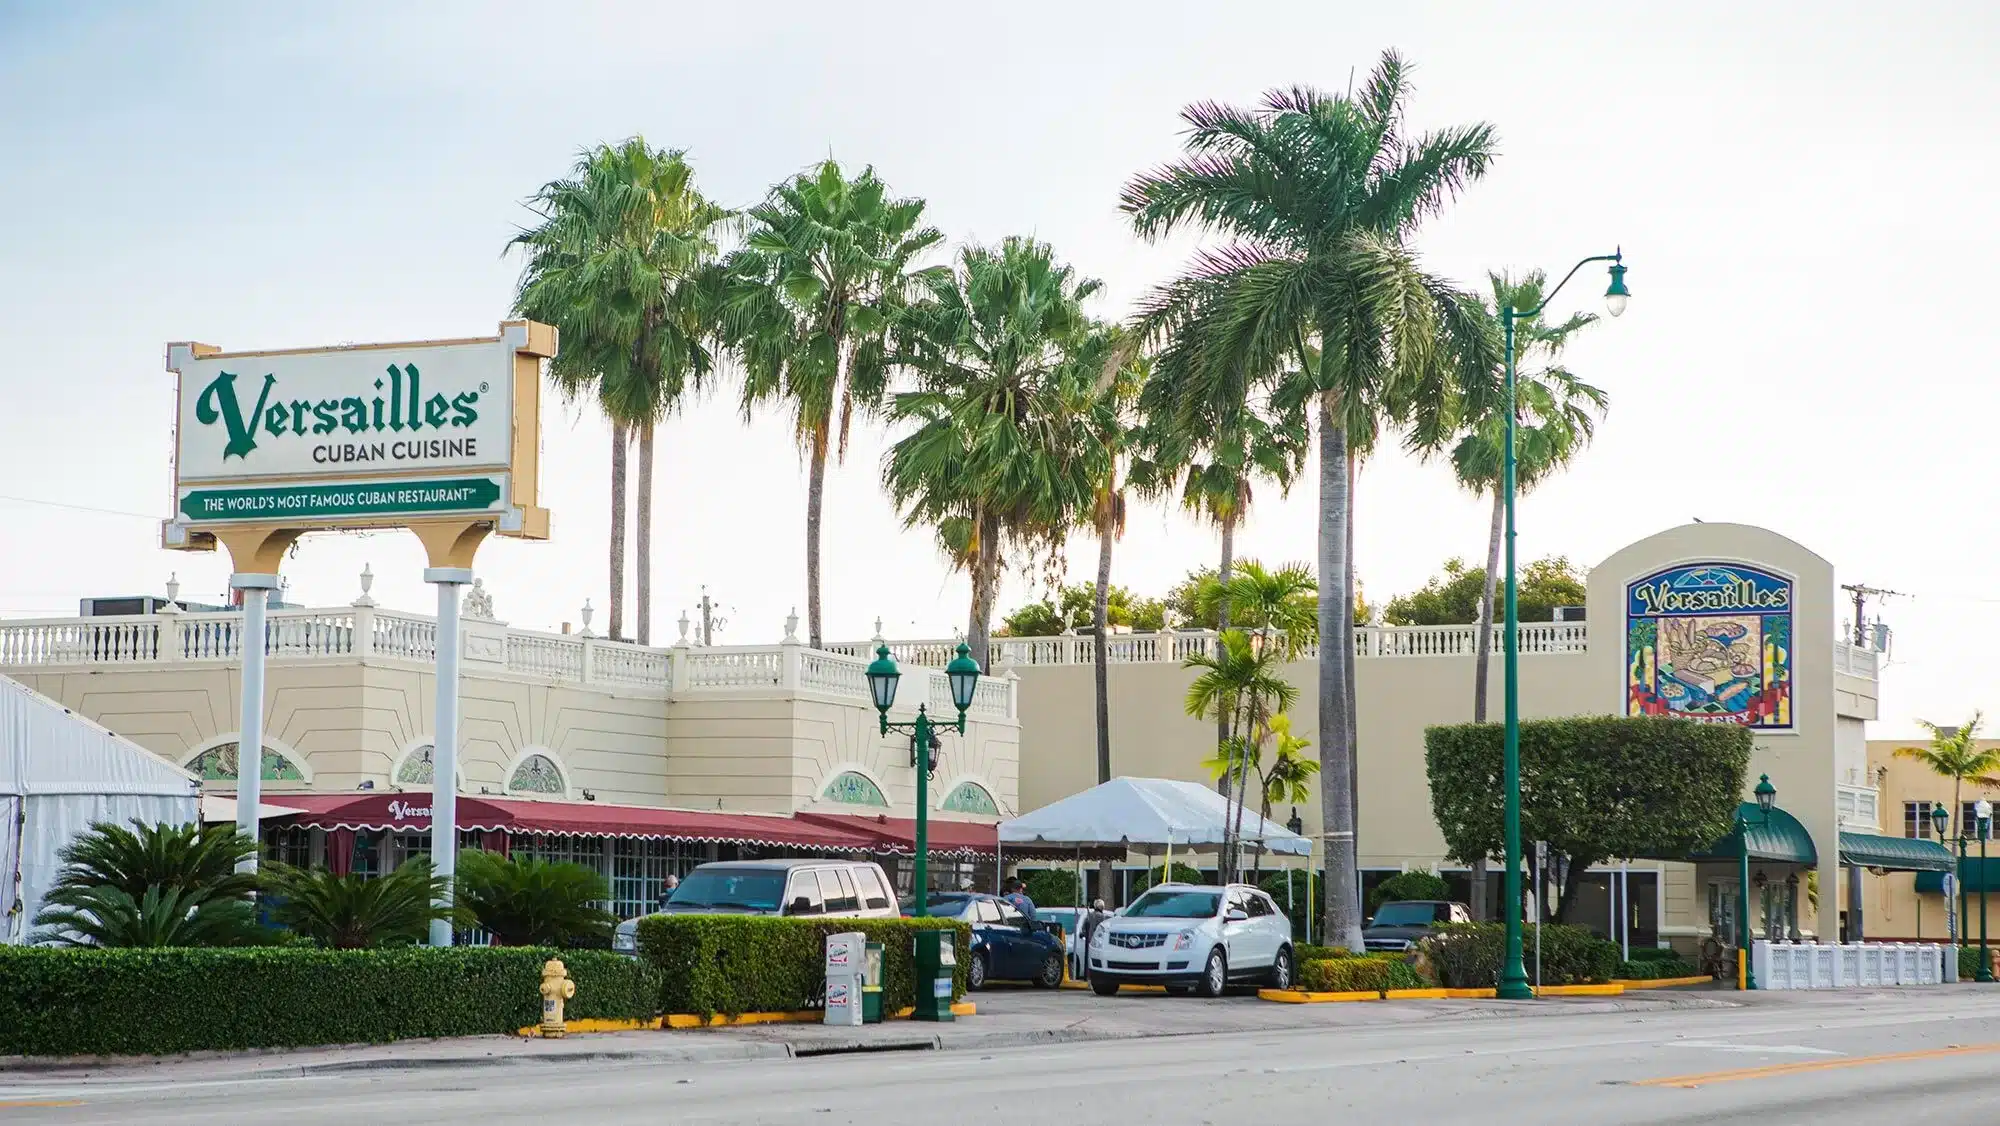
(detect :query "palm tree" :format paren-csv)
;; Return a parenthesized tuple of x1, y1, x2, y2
(511, 139, 732, 644)
(726, 161, 944, 649)
(33, 884, 266, 948)
(41, 819, 258, 900)
(454, 851, 617, 947)
(1896, 715, 2000, 839)
(882, 238, 1110, 670)
(261, 859, 452, 948)
(1124, 53, 1500, 949)
(1086, 345, 1147, 791)
(1186, 629, 1299, 882)
(1209, 560, 1319, 657)
(1252, 712, 1320, 883)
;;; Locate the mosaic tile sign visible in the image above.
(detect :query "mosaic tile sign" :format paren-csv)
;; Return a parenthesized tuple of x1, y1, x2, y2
(1626, 563, 1792, 729)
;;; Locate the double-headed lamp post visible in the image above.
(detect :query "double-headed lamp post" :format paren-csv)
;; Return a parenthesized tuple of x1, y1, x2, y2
(1497, 250, 1631, 1001)
(866, 643, 982, 917)
(1735, 774, 1777, 990)
(1978, 798, 1994, 982)
(1930, 803, 1954, 947)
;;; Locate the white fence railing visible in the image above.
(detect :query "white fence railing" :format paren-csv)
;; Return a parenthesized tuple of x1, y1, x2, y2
(1833, 641, 1880, 680)
(1752, 940, 1949, 989)
(830, 622, 1594, 668)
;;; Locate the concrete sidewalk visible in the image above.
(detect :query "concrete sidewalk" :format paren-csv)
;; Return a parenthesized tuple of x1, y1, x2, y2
(0, 985, 1747, 1084)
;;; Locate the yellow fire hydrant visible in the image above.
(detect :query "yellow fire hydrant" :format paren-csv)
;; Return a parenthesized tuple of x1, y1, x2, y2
(539, 958, 576, 1038)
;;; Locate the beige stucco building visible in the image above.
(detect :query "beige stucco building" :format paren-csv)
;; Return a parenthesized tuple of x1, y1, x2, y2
(1, 520, 1912, 952)
(1849, 738, 2000, 942)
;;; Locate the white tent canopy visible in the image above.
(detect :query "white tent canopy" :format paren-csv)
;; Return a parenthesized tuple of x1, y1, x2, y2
(1, 675, 199, 943)
(999, 776, 1312, 857)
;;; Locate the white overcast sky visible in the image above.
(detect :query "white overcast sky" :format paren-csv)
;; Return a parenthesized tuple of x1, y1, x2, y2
(2, 2, 1994, 737)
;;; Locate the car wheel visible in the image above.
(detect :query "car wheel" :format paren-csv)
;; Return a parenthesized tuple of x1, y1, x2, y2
(1268, 946, 1295, 990)
(1089, 975, 1120, 997)
(1034, 951, 1064, 988)
(968, 951, 989, 991)
(1196, 947, 1227, 998)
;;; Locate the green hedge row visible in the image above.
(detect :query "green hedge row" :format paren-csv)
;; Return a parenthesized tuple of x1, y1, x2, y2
(635, 915, 971, 1017)
(1421, 922, 1619, 988)
(0, 946, 658, 1058)
(1298, 954, 1435, 993)
(1615, 956, 1702, 980)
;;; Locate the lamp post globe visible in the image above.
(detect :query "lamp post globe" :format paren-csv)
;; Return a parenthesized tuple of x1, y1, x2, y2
(1604, 258, 1631, 317)
(1932, 803, 1951, 839)
(1754, 774, 1777, 815)
(945, 642, 981, 712)
(866, 645, 901, 717)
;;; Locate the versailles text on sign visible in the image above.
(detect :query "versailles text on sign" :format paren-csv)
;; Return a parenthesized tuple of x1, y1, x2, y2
(175, 340, 515, 483)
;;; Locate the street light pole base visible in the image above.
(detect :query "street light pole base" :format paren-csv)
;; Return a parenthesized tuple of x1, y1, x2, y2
(1496, 980, 1534, 1000)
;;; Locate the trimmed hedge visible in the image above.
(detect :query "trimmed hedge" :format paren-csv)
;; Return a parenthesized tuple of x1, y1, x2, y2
(1296, 943, 1349, 963)
(1960, 945, 1984, 981)
(1421, 922, 1619, 988)
(1616, 956, 1701, 980)
(1624, 946, 1684, 963)
(1023, 869, 1080, 911)
(1300, 957, 1392, 993)
(0, 946, 658, 1057)
(636, 915, 971, 1017)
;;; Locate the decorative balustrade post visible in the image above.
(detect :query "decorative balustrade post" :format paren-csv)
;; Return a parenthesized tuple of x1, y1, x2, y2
(780, 609, 803, 691)
(352, 565, 377, 659)
(580, 637, 597, 685)
(669, 632, 690, 695)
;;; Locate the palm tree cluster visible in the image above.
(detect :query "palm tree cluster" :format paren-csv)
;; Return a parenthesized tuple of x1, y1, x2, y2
(509, 51, 1615, 943)
(31, 820, 614, 950)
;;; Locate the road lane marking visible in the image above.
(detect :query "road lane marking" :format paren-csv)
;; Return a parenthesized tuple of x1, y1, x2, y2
(1668, 1040, 1841, 1055)
(1634, 1042, 2000, 1088)
(0, 1100, 83, 1108)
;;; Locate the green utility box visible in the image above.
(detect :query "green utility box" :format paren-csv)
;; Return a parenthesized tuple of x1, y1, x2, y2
(912, 930, 956, 1022)
(862, 941, 885, 1024)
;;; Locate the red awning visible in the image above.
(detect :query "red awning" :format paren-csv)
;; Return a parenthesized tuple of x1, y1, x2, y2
(246, 792, 879, 852)
(797, 812, 1004, 858)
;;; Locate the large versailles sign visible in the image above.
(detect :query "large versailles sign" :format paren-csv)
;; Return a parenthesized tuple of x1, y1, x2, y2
(163, 322, 554, 550)
(1625, 563, 1793, 730)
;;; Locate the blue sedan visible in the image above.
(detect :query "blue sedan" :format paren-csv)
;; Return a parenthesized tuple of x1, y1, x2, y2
(917, 893, 1066, 990)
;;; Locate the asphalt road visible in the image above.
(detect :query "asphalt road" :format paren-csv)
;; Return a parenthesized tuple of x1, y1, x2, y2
(7, 991, 2000, 1124)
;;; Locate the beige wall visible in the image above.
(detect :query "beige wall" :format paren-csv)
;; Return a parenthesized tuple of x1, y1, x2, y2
(1015, 521, 1849, 940)
(9, 659, 1018, 822)
(1854, 739, 2000, 940)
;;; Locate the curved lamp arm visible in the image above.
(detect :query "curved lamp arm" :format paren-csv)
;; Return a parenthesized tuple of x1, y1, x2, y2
(1515, 249, 1625, 319)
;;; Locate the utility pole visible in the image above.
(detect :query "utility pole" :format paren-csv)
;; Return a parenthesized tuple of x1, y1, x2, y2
(696, 587, 729, 647)
(1839, 583, 1902, 647)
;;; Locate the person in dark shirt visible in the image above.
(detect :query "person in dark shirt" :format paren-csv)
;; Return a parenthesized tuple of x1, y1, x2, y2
(1001, 877, 1037, 920)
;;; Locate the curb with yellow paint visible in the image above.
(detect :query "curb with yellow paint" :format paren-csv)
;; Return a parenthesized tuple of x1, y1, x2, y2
(1612, 975, 1714, 989)
(1060, 981, 1168, 993)
(1258, 988, 1381, 1004)
(520, 1001, 975, 1037)
(1257, 983, 1627, 1003)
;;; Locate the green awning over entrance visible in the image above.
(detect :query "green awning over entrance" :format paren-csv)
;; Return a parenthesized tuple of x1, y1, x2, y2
(1839, 832, 1953, 873)
(1917, 857, 2000, 894)
(1680, 802, 1818, 865)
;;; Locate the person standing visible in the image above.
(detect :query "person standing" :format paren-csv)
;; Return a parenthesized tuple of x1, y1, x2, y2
(656, 873, 680, 911)
(1002, 877, 1037, 920)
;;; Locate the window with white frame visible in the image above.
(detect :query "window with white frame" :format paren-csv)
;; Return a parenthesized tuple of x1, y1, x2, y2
(1905, 801, 1938, 839)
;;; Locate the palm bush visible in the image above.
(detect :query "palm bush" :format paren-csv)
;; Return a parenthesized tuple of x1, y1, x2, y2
(454, 851, 615, 947)
(46, 820, 259, 900)
(33, 885, 265, 948)
(261, 859, 451, 948)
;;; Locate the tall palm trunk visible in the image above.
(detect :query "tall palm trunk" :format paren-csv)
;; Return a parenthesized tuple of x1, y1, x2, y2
(1469, 487, 1503, 920)
(1344, 452, 1359, 881)
(608, 422, 629, 642)
(805, 422, 829, 650)
(1092, 518, 1114, 788)
(635, 420, 655, 646)
(966, 508, 1003, 671)
(1317, 397, 1364, 952)
(1214, 511, 1238, 880)
(1252, 784, 1272, 886)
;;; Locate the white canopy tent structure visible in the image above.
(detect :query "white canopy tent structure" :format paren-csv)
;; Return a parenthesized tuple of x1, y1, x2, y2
(1000, 776, 1313, 857)
(0, 675, 198, 944)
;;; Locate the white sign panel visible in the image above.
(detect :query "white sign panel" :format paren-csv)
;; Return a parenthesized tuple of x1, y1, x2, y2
(173, 339, 516, 484)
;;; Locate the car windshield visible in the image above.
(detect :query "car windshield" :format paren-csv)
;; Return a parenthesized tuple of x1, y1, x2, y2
(1371, 902, 1440, 927)
(924, 895, 975, 919)
(668, 869, 786, 912)
(1124, 890, 1220, 919)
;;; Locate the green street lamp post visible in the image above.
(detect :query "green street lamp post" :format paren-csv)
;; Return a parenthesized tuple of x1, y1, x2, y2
(1497, 250, 1630, 1001)
(1931, 803, 1955, 947)
(1734, 774, 1777, 990)
(1979, 799, 1993, 982)
(866, 643, 981, 916)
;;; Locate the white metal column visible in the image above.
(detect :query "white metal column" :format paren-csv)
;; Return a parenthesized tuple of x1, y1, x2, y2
(231, 574, 278, 871)
(427, 567, 471, 947)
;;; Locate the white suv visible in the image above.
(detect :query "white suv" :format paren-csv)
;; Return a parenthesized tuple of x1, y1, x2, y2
(1087, 883, 1294, 997)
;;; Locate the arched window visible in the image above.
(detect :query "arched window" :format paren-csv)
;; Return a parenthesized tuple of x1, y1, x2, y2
(397, 744, 438, 785)
(507, 753, 566, 796)
(822, 771, 888, 807)
(940, 781, 998, 815)
(185, 741, 305, 782)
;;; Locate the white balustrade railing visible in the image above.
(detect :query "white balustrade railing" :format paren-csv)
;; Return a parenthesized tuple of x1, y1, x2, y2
(372, 612, 438, 662)
(680, 648, 785, 690)
(798, 649, 868, 697)
(1834, 641, 1880, 680)
(829, 622, 1593, 668)
(506, 632, 585, 681)
(1752, 940, 1946, 989)
(590, 641, 669, 686)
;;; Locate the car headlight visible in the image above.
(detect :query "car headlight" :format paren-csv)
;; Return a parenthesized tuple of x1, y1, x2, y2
(1091, 927, 1108, 946)
(1173, 929, 1194, 951)
(613, 932, 635, 952)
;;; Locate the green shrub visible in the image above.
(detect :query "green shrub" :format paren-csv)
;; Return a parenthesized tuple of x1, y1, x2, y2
(1420, 922, 1619, 988)
(1381, 958, 1435, 991)
(1023, 869, 1080, 910)
(1299, 957, 1392, 993)
(1367, 871, 1451, 916)
(1961, 945, 1984, 980)
(636, 915, 971, 1017)
(1624, 946, 1683, 963)
(260, 859, 450, 948)
(1615, 957, 1701, 980)
(1295, 943, 1348, 963)
(1131, 864, 1206, 895)
(1258, 870, 1321, 939)
(0, 946, 658, 1057)
(454, 851, 616, 948)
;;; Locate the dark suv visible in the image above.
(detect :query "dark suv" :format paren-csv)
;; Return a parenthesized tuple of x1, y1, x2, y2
(1362, 899, 1472, 952)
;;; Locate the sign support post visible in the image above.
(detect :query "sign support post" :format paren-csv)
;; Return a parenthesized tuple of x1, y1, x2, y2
(428, 567, 469, 945)
(230, 572, 277, 869)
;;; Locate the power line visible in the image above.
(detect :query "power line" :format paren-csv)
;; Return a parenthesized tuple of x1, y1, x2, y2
(1839, 583, 1903, 648)
(0, 493, 159, 521)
